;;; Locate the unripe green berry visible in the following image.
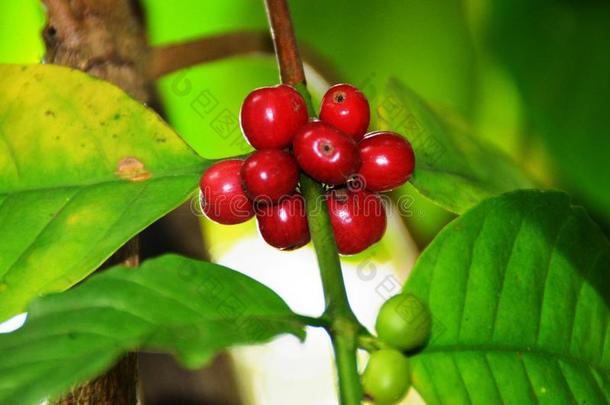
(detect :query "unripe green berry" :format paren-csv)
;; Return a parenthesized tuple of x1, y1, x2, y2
(375, 293, 431, 351)
(362, 349, 411, 404)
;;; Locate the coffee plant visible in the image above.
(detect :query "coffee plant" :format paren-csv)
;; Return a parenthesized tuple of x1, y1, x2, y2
(0, 0, 608, 404)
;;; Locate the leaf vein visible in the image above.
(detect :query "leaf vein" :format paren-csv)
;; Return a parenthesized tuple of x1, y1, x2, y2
(451, 353, 473, 405)
(482, 353, 504, 403)
(556, 359, 579, 405)
(490, 214, 527, 340)
(103, 275, 204, 317)
(457, 216, 487, 340)
(534, 212, 574, 344)
(1, 188, 81, 278)
(518, 353, 540, 404)
(422, 344, 610, 373)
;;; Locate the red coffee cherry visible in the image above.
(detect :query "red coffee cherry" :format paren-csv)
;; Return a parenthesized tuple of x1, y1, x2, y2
(240, 84, 308, 150)
(320, 83, 370, 141)
(199, 159, 254, 225)
(256, 194, 310, 250)
(241, 150, 299, 203)
(292, 121, 360, 185)
(358, 131, 415, 192)
(326, 188, 386, 255)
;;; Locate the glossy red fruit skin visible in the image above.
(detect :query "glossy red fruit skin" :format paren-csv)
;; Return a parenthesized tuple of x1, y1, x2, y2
(256, 194, 310, 250)
(199, 159, 254, 225)
(241, 150, 299, 203)
(358, 131, 415, 192)
(320, 84, 370, 141)
(326, 189, 387, 255)
(240, 85, 308, 150)
(292, 121, 360, 185)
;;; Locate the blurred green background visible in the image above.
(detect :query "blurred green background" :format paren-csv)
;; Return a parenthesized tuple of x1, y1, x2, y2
(2, 0, 609, 243)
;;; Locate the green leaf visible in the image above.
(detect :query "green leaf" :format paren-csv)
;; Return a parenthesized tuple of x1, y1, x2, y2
(378, 79, 533, 214)
(488, 1, 610, 224)
(404, 189, 610, 403)
(0, 254, 305, 405)
(0, 64, 209, 321)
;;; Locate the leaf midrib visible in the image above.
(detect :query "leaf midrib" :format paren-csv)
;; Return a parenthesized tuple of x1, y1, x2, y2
(0, 313, 304, 355)
(420, 343, 610, 373)
(0, 164, 205, 195)
(31, 303, 302, 327)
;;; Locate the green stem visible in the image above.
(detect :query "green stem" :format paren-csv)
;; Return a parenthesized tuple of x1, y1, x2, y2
(291, 85, 356, 320)
(297, 100, 362, 405)
(299, 174, 352, 317)
(263, 1, 364, 403)
(296, 314, 331, 328)
(358, 333, 390, 352)
(332, 319, 364, 405)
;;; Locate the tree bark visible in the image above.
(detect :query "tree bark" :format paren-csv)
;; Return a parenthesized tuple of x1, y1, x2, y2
(42, 0, 152, 103)
(42, 0, 151, 403)
(51, 354, 138, 405)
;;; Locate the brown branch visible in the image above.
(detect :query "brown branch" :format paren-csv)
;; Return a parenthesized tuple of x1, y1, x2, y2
(149, 30, 342, 84)
(43, 0, 152, 104)
(52, 354, 138, 405)
(150, 30, 273, 79)
(41, 2, 244, 404)
(42, 0, 150, 403)
(262, 1, 363, 404)
(264, 0, 306, 85)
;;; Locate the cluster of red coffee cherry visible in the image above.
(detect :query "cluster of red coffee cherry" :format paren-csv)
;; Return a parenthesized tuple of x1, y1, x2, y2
(199, 83, 415, 255)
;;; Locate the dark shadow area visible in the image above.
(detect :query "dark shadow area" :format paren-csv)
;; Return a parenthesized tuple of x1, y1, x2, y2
(139, 203, 242, 405)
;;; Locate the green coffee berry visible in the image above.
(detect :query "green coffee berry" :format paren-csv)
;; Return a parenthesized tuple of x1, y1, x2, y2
(375, 293, 431, 351)
(362, 349, 411, 404)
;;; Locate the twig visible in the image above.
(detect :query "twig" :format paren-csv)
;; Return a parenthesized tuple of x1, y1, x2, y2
(264, 0, 306, 85)
(263, 1, 363, 403)
(42, 0, 148, 402)
(149, 30, 342, 84)
(150, 31, 273, 79)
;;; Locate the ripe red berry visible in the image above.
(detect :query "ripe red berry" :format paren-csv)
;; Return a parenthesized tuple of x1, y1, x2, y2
(256, 194, 310, 250)
(320, 84, 370, 141)
(292, 122, 360, 185)
(358, 131, 415, 192)
(326, 189, 386, 255)
(241, 150, 299, 203)
(240, 84, 308, 150)
(199, 159, 254, 225)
